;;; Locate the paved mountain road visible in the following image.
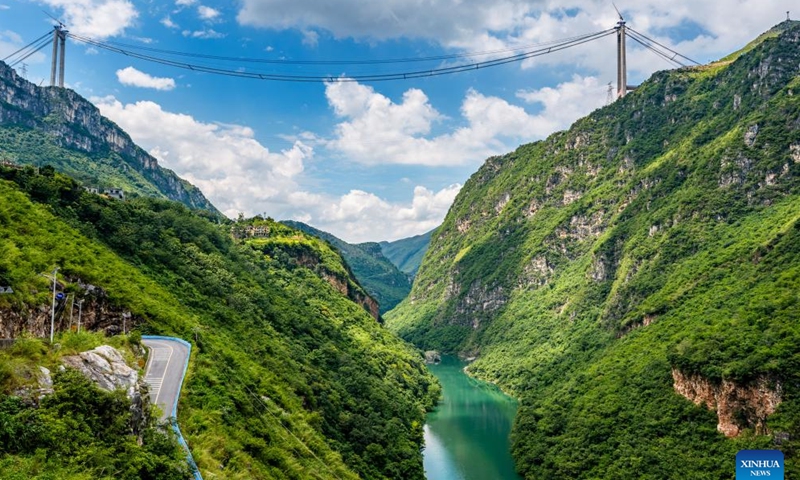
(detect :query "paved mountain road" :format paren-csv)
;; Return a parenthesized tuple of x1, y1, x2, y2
(142, 337, 190, 422)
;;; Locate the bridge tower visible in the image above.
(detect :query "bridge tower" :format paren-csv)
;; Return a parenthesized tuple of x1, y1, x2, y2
(49, 25, 67, 87)
(615, 15, 627, 98)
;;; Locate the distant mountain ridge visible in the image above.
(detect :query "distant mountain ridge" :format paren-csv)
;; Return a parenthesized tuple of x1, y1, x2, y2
(0, 61, 217, 212)
(281, 220, 412, 313)
(379, 230, 433, 278)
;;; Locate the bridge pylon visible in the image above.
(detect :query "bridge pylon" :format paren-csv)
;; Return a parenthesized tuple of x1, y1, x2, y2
(49, 26, 67, 87)
(615, 18, 627, 99)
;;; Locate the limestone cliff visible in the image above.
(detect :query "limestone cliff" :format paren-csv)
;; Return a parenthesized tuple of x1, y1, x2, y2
(672, 368, 782, 437)
(0, 61, 217, 212)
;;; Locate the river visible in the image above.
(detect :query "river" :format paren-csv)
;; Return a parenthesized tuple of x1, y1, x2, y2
(423, 356, 522, 480)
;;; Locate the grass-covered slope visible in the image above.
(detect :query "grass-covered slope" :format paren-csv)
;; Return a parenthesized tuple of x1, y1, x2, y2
(386, 20, 800, 478)
(379, 230, 433, 278)
(0, 166, 439, 479)
(282, 220, 412, 313)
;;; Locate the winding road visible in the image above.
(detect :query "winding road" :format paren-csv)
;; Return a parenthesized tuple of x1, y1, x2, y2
(143, 337, 190, 421)
(142, 336, 202, 480)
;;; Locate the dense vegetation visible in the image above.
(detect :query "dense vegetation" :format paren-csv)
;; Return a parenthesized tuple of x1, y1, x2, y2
(379, 230, 433, 278)
(387, 21, 800, 478)
(0, 333, 189, 480)
(0, 165, 439, 479)
(282, 220, 412, 313)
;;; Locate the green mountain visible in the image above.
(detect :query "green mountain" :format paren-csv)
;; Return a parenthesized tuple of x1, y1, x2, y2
(379, 230, 433, 278)
(281, 220, 412, 314)
(386, 21, 800, 478)
(0, 166, 438, 479)
(0, 61, 217, 213)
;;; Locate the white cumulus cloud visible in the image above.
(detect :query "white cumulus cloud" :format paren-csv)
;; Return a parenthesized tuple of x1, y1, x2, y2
(313, 184, 461, 242)
(116, 67, 176, 90)
(235, 0, 793, 89)
(92, 96, 309, 214)
(161, 16, 179, 29)
(41, 0, 137, 39)
(197, 5, 220, 20)
(516, 75, 608, 131)
(91, 96, 449, 242)
(237, 0, 535, 44)
(324, 79, 606, 167)
(182, 29, 226, 39)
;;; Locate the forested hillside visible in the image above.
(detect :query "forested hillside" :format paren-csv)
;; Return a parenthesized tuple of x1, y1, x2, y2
(0, 165, 438, 479)
(379, 230, 433, 278)
(282, 220, 412, 314)
(387, 21, 800, 478)
(0, 61, 216, 212)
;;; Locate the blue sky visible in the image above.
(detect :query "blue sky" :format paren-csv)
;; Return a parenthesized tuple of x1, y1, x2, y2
(0, 0, 794, 241)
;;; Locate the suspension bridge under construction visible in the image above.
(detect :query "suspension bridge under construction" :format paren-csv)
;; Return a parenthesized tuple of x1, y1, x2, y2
(3, 14, 699, 100)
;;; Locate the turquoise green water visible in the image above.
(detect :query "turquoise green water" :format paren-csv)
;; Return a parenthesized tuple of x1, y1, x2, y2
(423, 356, 522, 480)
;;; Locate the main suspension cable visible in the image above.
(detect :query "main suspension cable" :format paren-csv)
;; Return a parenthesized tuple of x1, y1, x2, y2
(67, 28, 615, 83)
(627, 27, 701, 65)
(68, 30, 614, 66)
(3, 31, 52, 63)
(9, 36, 54, 67)
(626, 31, 687, 68)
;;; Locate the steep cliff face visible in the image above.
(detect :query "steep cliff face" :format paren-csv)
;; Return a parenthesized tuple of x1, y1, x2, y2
(386, 21, 800, 478)
(672, 368, 782, 437)
(282, 220, 411, 314)
(321, 270, 381, 320)
(241, 220, 383, 321)
(0, 279, 141, 339)
(0, 61, 217, 212)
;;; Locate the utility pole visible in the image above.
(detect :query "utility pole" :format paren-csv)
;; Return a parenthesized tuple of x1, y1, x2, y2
(77, 299, 83, 333)
(49, 267, 58, 342)
(606, 82, 614, 105)
(20, 63, 27, 79)
(69, 293, 74, 329)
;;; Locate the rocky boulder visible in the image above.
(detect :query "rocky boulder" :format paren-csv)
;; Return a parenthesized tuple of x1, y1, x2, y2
(424, 350, 441, 364)
(61, 345, 139, 399)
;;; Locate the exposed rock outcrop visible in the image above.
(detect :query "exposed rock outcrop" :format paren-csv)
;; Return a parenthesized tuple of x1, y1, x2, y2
(671, 369, 782, 437)
(37, 366, 53, 396)
(424, 350, 441, 364)
(744, 124, 759, 147)
(319, 271, 380, 321)
(456, 280, 506, 329)
(61, 345, 149, 438)
(0, 279, 142, 339)
(62, 345, 140, 398)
